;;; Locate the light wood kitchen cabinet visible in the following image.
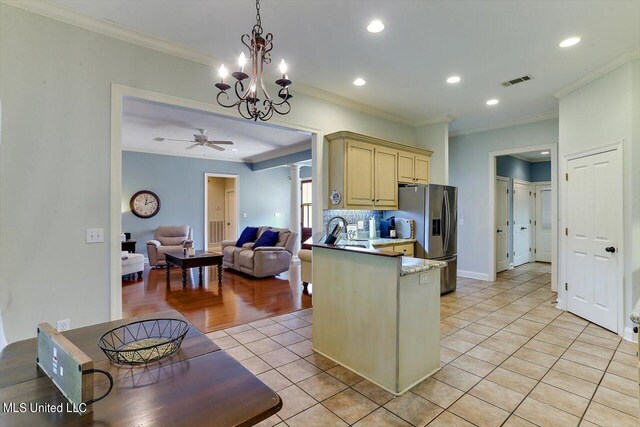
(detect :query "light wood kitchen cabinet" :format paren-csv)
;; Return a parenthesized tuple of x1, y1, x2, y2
(414, 155, 431, 185)
(374, 147, 398, 207)
(375, 243, 415, 257)
(345, 140, 375, 207)
(398, 151, 431, 185)
(398, 152, 415, 183)
(327, 131, 432, 210)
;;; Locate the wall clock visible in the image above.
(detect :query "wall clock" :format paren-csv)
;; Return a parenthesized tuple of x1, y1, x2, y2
(130, 190, 161, 219)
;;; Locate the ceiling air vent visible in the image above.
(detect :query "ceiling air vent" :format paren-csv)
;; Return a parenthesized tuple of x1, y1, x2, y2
(501, 75, 533, 87)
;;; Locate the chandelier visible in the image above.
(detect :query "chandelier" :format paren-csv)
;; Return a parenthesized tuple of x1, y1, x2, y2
(215, 0, 292, 121)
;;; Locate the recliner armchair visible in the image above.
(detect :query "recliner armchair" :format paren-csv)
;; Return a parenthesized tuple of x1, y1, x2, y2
(147, 225, 193, 267)
(221, 226, 297, 278)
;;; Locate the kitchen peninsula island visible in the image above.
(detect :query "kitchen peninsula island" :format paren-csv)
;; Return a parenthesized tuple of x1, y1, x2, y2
(311, 240, 446, 395)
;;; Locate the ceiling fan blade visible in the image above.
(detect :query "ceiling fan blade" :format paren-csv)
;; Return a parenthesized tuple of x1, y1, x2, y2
(208, 144, 225, 151)
(210, 141, 234, 145)
(185, 144, 200, 150)
(165, 138, 195, 142)
(153, 137, 165, 142)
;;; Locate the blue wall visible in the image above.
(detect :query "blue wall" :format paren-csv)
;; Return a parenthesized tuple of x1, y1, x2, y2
(497, 156, 550, 182)
(122, 151, 293, 251)
(530, 161, 551, 182)
(496, 156, 531, 181)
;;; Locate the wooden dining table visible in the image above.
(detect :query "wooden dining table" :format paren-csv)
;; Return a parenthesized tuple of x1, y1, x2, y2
(0, 310, 282, 426)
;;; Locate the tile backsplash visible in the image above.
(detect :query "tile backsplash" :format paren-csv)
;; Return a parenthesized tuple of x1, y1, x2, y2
(322, 210, 384, 237)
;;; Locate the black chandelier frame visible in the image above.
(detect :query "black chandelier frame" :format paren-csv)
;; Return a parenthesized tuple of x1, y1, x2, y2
(215, 0, 292, 121)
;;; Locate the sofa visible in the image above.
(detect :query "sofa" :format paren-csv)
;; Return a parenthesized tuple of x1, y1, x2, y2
(146, 225, 193, 267)
(298, 249, 312, 289)
(221, 226, 297, 278)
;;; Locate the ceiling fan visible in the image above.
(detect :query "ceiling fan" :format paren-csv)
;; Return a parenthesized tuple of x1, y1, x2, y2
(153, 128, 234, 151)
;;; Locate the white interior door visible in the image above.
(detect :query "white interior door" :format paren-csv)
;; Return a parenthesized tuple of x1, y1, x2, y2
(535, 186, 552, 262)
(496, 177, 509, 272)
(566, 149, 621, 332)
(224, 189, 237, 241)
(513, 180, 532, 267)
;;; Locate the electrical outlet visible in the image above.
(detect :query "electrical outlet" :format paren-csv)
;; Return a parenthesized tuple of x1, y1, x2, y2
(459, 219, 464, 226)
(56, 319, 70, 332)
(275, 212, 280, 217)
(419, 273, 430, 285)
(357, 221, 364, 230)
(243, 213, 247, 218)
(86, 228, 104, 243)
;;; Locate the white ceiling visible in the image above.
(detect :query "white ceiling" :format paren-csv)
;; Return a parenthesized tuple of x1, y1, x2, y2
(55, 0, 639, 133)
(122, 97, 311, 162)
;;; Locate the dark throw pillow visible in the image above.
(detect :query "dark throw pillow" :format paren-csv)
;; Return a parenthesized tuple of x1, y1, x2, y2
(236, 226, 259, 247)
(253, 230, 279, 249)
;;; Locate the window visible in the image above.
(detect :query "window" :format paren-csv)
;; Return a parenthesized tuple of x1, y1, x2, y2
(301, 180, 312, 228)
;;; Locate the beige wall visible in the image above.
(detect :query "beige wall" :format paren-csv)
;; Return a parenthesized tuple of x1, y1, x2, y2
(0, 4, 418, 341)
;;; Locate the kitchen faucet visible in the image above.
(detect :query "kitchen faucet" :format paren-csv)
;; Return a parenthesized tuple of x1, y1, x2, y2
(325, 216, 348, 237)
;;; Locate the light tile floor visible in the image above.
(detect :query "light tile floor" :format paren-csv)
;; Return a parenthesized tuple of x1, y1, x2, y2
(207, 263, 639, 426)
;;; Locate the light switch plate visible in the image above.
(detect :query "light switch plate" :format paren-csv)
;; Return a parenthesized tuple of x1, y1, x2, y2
(357, 221, 364, 230)
(86, 228, 104, 243)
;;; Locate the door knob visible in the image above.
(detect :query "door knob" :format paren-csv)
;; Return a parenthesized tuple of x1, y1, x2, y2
(605, 247, 616, 253)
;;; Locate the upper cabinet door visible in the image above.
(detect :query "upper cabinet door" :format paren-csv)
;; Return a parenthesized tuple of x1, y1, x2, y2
(397, 152, 415, 184)
(346, 140, 375, 207)
(374, 148, 398, 208)
(414, 155, 430, 185)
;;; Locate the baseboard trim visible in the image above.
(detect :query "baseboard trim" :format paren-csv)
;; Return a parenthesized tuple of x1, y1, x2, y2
(623, 326, 638, 343)
(457, 270, 490, 281)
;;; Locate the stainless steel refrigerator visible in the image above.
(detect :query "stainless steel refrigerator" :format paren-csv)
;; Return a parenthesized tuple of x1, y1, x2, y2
(392, 184, 458, 294)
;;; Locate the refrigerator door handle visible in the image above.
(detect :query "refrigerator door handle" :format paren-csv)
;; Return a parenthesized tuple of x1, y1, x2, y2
(444, 191, 451, 252)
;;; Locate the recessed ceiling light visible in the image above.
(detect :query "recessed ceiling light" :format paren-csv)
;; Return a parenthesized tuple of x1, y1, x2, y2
(559, 37, 581, 48)
(367, 20, 384, 33)
(231, 148, 238, 151)
(540, 151, 549, 155)
(486, 99, 499, 106)
(353, 78, 366, 86)
(446, 76, 461, 84)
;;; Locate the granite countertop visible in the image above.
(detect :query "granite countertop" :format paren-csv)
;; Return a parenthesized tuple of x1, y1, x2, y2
(311, 241, 402, 258)
(369, 238, 416, 247)
(400, 257, 448, 276)
(631, 298, 640, 325)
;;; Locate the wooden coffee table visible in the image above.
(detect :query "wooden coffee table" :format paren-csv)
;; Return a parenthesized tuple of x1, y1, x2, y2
(165, 250, 223, 287)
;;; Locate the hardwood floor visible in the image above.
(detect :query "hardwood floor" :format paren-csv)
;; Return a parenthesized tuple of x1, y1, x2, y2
(122, 262, 312, 334)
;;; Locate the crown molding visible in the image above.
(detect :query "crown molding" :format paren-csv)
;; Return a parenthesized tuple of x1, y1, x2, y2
(449, 111, 558, 138)
(414, 115, 455, 128)
(292, 81, 415, 126)
(553, 48, 640, 99)
(1, 0, 417, 127)
(510, 153, 551, 163)
(122, 147, 247, 163)
(1, 0, 219, 66)
(245, 142, 311, 163)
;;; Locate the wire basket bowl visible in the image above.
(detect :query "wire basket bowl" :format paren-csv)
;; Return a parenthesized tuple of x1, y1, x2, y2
(98, 319, 189, 365)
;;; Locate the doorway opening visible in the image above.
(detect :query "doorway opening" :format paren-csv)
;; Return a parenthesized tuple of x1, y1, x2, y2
(112, 85, 320, 327)
(301, 179, 312, 249)
(205, 174, 239, 252)
(491, 146, 557, 291)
